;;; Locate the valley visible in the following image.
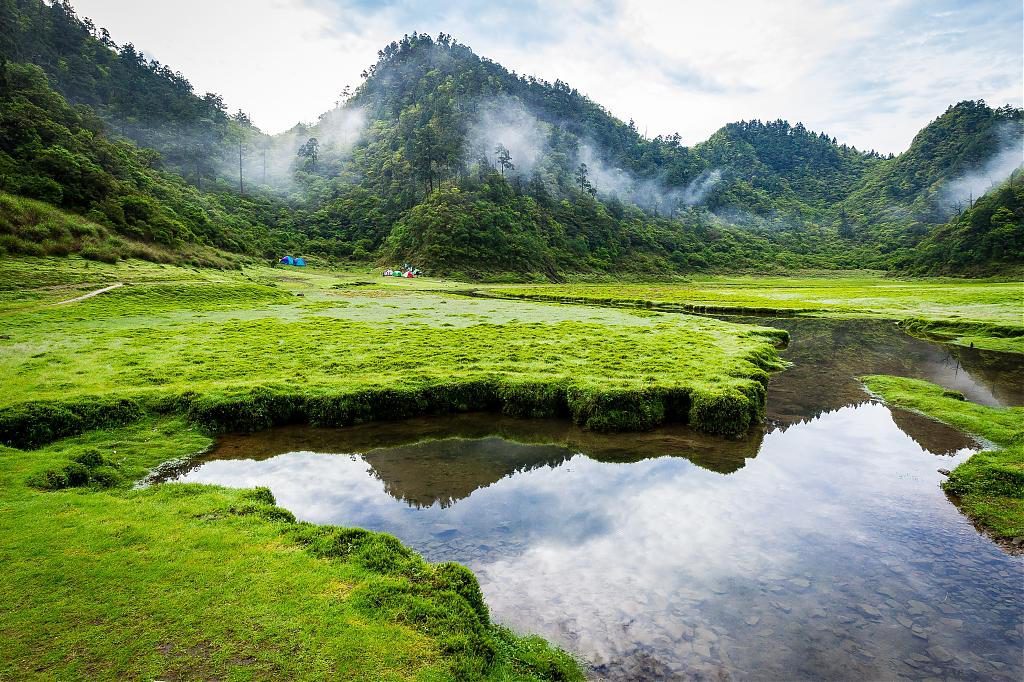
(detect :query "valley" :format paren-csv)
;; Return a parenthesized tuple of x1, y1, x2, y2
(0, 1, 1021, 679)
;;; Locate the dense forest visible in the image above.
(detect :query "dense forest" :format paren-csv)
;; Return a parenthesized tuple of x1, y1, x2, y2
(0, 0, 1021, 277)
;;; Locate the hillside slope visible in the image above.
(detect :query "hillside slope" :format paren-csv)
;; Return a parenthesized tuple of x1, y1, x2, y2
(0, 61, 291, 262)
(911, 172, 1024, 275)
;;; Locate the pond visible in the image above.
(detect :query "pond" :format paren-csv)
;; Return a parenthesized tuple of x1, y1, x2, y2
(163, 317, 1024, 680)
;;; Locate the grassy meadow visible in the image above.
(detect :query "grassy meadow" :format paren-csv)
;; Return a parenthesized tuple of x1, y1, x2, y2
(0, 258, 788, 442)
(1, 257, 1021, 678)
(482, 276, 1024, 353)
(0, 416, 583, 680)
(0, 256, 795, 680)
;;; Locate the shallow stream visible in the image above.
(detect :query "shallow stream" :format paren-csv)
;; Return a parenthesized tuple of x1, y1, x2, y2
(164, 317, 1024, 680)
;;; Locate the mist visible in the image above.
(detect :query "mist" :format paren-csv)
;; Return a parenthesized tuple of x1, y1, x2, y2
(462, 97, 723, 216)
(115, 102, 369, 197)
(464, 97, 550, 177)
(940, 122, 1023, 210)
(250, 104, 368, 192)
(578, 143, 722, 215)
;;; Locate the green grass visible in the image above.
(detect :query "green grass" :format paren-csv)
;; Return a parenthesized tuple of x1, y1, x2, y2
(0, 418, 582, 680)
(0, 258, 787, 439)
(862, 375, 1024, 545)
(0, 256, 796, 679)
(481, 275, 1024, 353)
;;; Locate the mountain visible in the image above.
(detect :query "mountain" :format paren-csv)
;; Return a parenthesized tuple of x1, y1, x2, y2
(838, 100, 1023, 257)
(695, 119, 884, 215)
(910, 171, 1024, 275)
(0, 60, 293, 263)
(0, 1, 1021, 277)
(0, 0, 250, 188)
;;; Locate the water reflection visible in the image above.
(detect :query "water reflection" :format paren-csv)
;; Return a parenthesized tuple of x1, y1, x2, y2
(736, 317, 1024, 425)
(162, 318, 1024, 680)
(171, 405, 1021, 680)
(162, 414, 766, 499)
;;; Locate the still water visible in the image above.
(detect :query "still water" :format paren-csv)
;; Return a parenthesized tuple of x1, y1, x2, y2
(165, 318, 1024, 680)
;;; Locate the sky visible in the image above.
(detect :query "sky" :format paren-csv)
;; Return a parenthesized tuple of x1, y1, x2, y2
(69, 0, 1023, 154)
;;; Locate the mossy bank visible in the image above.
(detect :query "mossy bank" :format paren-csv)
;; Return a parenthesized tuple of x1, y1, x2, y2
(0, 416, 582, 679)
(0, 258, 788, 444)
(863, 375, 1024, 550)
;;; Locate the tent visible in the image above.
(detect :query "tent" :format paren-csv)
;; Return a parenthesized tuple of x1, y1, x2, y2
(294, 257, 306, 267)
(279, 256, 294, 265)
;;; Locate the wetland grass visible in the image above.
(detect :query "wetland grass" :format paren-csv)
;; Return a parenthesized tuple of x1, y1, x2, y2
(0, 417, 582, 680)
(0, 258, 787, 441)
(482, 276, 1024, 353)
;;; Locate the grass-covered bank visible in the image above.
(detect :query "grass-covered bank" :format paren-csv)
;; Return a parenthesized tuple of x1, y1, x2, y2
(480, 276, 1024, 353)
(863, 376, 1024, 549)
(0, 191, 247, 269)
(0, 258, 787, 440)
(0, 417, 582, 679)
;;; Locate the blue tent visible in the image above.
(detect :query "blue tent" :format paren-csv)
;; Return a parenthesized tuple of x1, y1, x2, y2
(294, 257, 306, 266)
(279, 256, 294, 265)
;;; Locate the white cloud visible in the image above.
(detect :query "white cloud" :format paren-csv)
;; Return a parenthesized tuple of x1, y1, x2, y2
(69, 0, 1022, 153)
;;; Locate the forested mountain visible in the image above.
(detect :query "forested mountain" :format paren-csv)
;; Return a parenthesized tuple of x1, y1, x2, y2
(0, 59, 295, 263)
(696, 119, 885, 217)
(910, 171, 1024, 275)
(0, 0, 255, 189)
(839, 101, 1022, 258)
(0, 0, 1021, 276)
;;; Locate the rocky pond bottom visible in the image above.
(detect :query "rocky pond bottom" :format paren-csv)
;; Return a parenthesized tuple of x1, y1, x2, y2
(164, 319, 1023, 680)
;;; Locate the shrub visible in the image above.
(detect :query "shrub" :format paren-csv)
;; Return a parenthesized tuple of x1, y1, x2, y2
(72, 448, 107, 467)
(88, 466, 121, 488)
(0, 397, 143, 449)
(62, 462, 90, 486)
(27, 468, 70, 490)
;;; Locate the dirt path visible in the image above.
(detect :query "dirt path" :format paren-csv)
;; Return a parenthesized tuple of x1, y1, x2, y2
(54, 282, 124, 305)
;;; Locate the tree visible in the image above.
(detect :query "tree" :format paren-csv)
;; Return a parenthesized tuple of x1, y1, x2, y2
(495, 144, 514, 177)
(202, 92, 226, 115)
(237, 138, 245, 194)
(298, 137, 320, 172)
(837, 206, 855, 239)
(337, 85, 353, 107)
(575, 162, 596, 196)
